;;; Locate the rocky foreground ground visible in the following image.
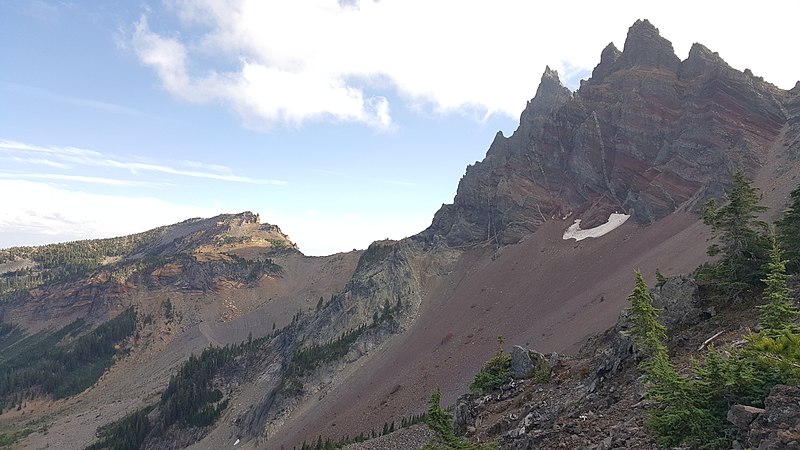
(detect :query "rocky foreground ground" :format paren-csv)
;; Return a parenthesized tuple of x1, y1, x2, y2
(346, 277, 800, 449)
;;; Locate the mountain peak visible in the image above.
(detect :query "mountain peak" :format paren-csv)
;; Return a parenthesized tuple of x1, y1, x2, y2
(588, 42, 621, 83)
(542, 65, 559, 80)
(615, 18, 680, 72)
(521, 66, 572, 122)
(679, 42, 729, 79)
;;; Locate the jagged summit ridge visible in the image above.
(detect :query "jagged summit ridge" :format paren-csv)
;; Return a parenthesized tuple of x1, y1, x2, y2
(520, 66, 572, 127)
(589, 42, 621, 84)
(615, 18, 680, 72)
(423, 19, 794, 247)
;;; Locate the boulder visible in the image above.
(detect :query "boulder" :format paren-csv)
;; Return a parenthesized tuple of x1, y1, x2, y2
(511, 345, 547, 379)
(649, 276, 707, 329)
(745, 385, 800, 449)
(727, 404, 764, 431)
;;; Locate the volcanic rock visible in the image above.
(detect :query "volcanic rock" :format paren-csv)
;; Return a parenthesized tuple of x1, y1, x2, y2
(510, 345, 547, 379)
(423, 18, 790, 246)
(649, 276, 706, 329)
(744, 385, 800, 449)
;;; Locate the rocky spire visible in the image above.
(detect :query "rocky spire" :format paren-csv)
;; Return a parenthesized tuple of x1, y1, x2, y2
(679, 43, 729, 80)
(522, 66, 572, 122)
(588, 42, 621, 84)
(615, 19, 680, 72)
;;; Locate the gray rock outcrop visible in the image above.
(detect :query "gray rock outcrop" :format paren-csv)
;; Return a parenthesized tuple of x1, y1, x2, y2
(727, 404, 764, 432)
(649, 276, 708, 330)
(510, 345, 547, 379)
(742, 384, 800, 449)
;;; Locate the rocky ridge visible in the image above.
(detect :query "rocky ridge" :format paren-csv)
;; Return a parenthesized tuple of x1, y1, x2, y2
(3, 212, 295, 321)
(423, 19, 793, 246)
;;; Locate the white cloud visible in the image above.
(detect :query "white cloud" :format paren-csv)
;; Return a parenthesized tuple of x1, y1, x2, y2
(129, 1, 800, 129)
(0, 139, 286, 185)
(266, 208, 430, 256)
(0, 180, 218, 246)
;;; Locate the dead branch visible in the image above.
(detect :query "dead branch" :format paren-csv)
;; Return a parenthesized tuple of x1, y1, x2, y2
(698, 330, 725, 351)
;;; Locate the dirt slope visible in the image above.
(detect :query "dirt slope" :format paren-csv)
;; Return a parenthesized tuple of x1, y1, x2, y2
(264, 211, 707, 448)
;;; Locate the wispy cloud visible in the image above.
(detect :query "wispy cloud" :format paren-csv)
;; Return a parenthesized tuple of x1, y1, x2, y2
(9, 156, 70, 169)
(0, 172, 171, 188)
(0, 139, 286, 185)
(1, 81, 176, 122)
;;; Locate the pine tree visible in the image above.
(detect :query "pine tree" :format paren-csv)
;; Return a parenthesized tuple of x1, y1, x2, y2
(425, 387, 452, 438)
(626, 271, 667, 358)
(422, 387, 497, 449)
(701, 171, 770, 292)
(757, 236, 800, 335)
(776, 183, 800, 273)
(655, 268, 667, 287)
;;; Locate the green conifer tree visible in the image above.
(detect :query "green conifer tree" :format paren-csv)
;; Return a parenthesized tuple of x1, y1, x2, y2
(758, 236, 800, 335)
(701, 171, 770, 292)
(776, 184, 800, 273)
(626, 271, 667, 357)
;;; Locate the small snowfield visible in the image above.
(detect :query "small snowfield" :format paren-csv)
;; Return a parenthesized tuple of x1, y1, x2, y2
(562, 213, 631, 241)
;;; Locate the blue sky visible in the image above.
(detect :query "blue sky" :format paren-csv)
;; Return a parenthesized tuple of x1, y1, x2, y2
(2, 1, 798, 255)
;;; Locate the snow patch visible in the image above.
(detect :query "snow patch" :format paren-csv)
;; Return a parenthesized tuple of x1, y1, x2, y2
(562, 213, 631, 241)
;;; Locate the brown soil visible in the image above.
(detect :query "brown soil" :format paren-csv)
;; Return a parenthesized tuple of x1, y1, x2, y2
(269, 212, 713, 448)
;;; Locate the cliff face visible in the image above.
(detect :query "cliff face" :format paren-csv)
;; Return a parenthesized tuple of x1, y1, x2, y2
(424, 19, 791, 246)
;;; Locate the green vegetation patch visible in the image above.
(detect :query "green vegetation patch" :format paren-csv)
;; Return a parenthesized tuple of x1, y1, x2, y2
(422, 388, 497, 450)
(0, 427, 36, 448)
(285, 324, 368, 381)
(469, 337, 512, 394)
(85, 405, 154, 450)
(0, 227, 166, 298)
(160, 344, 242, 428)
(0, 307, 136, 408)
(85, 336, 267, 449)
(630, 235, 800, 449)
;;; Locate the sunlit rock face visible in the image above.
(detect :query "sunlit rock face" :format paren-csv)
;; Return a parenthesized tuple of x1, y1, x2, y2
(423, 19, 791, 247)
